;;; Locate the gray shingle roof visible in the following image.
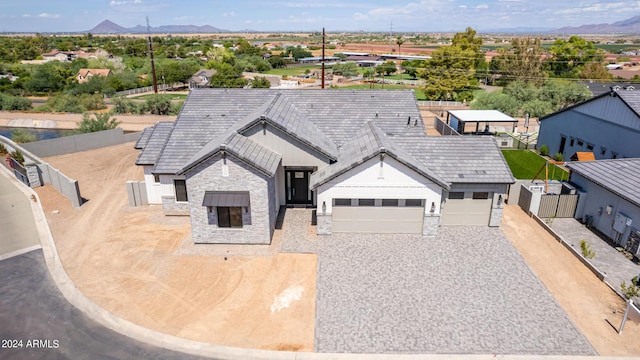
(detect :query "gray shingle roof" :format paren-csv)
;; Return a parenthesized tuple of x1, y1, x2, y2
(134, 126, 153, 149)
(616, 90, 640, 117)
(135, 122, 175, 166)
(178, 131, 281, 177)
(566, 158, 640, 207)
(152, 89, 424, 174)
(310, 122, 449, 190)
(391, 136, 515, 184)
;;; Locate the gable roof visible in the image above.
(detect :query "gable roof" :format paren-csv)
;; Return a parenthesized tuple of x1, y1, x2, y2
(566, 158, 640, 207)
(392, 136, 515, 184)
(178, 131, 281, 177)
(310, 122, 449, 190)
(134, 126, 153, 149)
(152, 89, 424, 174)
(77, 68, 111, 78)
(540, 90, 640, 122)
(135, 122, 175, 166)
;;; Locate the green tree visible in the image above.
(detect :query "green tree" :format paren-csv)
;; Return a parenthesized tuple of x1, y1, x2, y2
(470, 90, 519, 116)
(375, 61, 397, 76)
(25, 62, 69, 93)
(144, 94, 172, 115)
(547, 36, 605, 78)
(401, 60, 423, 79)
(579, 62, 613, 81)
(396, 36, 404, 54)
(540, 80, 591, 110)
(78, 112, 119, 133)
(285, 46, 313, 61)
(491, 37, 546, 86)
(251, 76, 271, 88)
(267, 55, 287, 69)
(332, 62, 359, 77)
(209, 62, 248, 88)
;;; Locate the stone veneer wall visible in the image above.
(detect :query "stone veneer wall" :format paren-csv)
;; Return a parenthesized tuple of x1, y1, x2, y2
(161, 195, 190, 215)
(422, 215, 440, 236)
(186, 154, 275, 244)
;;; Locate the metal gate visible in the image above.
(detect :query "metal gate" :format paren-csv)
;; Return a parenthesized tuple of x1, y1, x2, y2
(538, 194, 579, 218)
(518, 185, 532, 213)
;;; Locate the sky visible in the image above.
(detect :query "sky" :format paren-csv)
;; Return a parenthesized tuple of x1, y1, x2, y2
(1, 0, 640, 33)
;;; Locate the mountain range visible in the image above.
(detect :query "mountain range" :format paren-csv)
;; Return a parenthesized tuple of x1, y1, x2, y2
(87, 19, 226, 34)
(86, 16, 640, 35)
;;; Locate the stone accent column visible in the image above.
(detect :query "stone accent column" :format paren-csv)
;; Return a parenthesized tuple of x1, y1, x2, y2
(317, 213, 332, 235)
(422, 215, 440, 236)
(25, 161, 41, 188)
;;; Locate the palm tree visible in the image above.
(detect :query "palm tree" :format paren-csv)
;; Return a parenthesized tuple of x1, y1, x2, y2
(396, 36, 405, 55)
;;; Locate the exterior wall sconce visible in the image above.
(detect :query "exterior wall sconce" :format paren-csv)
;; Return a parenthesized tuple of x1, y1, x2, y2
(322, 201, 326, 214)
(497, 194, 503, 206)
(244, 206, 248, 213)
(430, 202, 436, 213)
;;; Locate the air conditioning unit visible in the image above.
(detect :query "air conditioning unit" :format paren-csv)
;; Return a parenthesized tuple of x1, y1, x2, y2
(614, 212, 632, 233)
(529, 185, 544, 193)
(561, 182, 577, 195)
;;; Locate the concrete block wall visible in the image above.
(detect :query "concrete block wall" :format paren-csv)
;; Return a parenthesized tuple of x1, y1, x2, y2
(186, 154, 273, 245)
(126, 181, 148, 207)
(25, 162, 41, 188)
(22, 128, 136, 158)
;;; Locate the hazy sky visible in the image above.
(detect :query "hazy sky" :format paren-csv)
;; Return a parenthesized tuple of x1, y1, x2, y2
(1, 0, 638, 32)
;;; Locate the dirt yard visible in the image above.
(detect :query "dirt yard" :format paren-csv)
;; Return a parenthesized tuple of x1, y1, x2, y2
(35, 142, 316, 351)
(501, 205, 640, 356)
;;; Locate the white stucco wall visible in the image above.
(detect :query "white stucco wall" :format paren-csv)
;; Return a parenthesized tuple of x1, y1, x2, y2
(244, 124, 331, 167)
(143, 166, 185, 205)
(316, 156, 443, 215)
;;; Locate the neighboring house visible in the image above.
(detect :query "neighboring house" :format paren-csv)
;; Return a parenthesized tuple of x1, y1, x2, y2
(567, 159, 640, 255)
(135, 89, 514, 245)
(76, 69, 112, 84)
(41, 50, 74, 62)
(582, 81, 636, 97)
(538, 89, 640, 161)
(188, 69, 217, 89)
(446, 110, 519, 135)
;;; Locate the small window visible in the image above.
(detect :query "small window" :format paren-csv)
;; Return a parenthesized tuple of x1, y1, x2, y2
(569, 138, 575, 146)
(601, 147, 607, 155)
(586, 144, 594, 151)
(472, 192, 489, 200)
(448, 192, 464, 200)
(174, 179, 188, 202)
(405, 199, 423, 207)
(577, 140, 584, 146)
(154, 174, 161, 183)
(358, 198, 375, 206)
(612, 152, 618, 159)
(334, 198, 351, 206)
(501, 141, 508, 146)
(217, 207, 243, 228)
(381, 199, 399, 206)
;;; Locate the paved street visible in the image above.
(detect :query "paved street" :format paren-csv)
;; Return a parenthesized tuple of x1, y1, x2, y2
(314, 226, 596, 355)
(0, 250, 211, 360)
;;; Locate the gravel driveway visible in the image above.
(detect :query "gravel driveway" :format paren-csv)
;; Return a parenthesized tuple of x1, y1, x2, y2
(314, 226, 596, 355)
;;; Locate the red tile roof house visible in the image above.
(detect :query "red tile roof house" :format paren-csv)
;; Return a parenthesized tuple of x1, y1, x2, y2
(135, 89, 514, 244)
(76, 69, 112, 84)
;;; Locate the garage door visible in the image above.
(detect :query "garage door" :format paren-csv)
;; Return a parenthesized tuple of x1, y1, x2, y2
(332, 206, 424, 233)
(441, 198, 492, 225)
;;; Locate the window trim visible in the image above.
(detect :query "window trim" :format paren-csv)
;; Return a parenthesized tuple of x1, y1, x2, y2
(358, 198, 375, 206)
(381, 199, 399, 207)
(472, 192, 489, 200)
(334, 198, 352, 206)
(404, 199, 423, 207)
(448, 192, 465, 200)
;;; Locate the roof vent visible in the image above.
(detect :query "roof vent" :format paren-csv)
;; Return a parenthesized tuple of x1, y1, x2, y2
(475, 170, 487, 175)
(375, 112, 378, 118)
(407, 116, 411, 126)
(458, 174, 465, 178)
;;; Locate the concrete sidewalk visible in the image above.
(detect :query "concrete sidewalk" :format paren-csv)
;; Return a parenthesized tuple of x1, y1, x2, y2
(551, 218, 640, 299)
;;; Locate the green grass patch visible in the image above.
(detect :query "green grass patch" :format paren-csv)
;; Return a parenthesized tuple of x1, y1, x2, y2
(335, 84, 426, 100)
(263, 65, 318, 76)
(130, 93, 187, 101)
(501, 149, 569, 180)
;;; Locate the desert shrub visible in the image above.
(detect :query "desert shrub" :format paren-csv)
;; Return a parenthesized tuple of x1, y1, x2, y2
(580, 239, 595, 259)
(621, 277, 640, 300)
(169, 101, 184, 115)
(10, 129, 36, 143)
(144, 94, 171, 115)
(111, 96, 138, 114)
(553, 152, 564, 162)
(78, 94, 106, 111)
(78, 112, 119, 133)
(0, 143, 7, 155)
(539, 144, 549, 156)
(10, 150, 24, 165)
(0, 93, 32, 111)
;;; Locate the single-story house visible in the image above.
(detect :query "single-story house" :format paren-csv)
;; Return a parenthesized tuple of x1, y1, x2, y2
(76, 69, 112, 84)
(135, 89, 514, 244)
(538, 89, 640, 161)
(567, 158, 640, 255)
(446, 110, 518, 135)
(41, 50, 74, 62)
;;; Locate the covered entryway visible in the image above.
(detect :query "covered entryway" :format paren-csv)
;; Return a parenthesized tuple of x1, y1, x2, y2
(331, 199, 424, 233)
(285, 169, 313, 206)
(441, 192, 492, 225)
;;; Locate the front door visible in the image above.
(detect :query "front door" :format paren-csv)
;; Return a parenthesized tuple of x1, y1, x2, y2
(286, 170, 312, 205)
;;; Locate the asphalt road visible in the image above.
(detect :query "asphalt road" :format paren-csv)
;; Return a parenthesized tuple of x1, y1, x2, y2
(0, 170, 213, 360)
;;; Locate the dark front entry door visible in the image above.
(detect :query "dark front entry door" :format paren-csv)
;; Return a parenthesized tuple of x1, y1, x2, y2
(286, 170, 312, 205)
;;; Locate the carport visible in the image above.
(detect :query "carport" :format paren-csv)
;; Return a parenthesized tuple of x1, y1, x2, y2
(447, 110, 518, 135)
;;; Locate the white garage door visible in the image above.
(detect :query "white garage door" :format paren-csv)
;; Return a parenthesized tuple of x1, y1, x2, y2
(441, 198, 492, 226)
(332, 206, 424, 233)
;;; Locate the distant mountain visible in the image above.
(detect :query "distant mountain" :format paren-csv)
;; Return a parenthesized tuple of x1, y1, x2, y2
(88, 20, 129, 34)
(87, 19, 226, 34)
(552, 15, 640, 34)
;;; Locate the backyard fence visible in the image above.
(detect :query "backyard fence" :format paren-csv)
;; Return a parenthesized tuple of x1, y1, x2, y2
(517, 184, 578, 218)
(417, 100, 466, 108)
(433, 116, 460, 136)
(22, 128, 140, 158)
(107, 83, 182, 98)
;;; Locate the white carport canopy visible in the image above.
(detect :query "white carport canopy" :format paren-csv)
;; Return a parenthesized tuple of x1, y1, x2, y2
(447, 110, 518, 134)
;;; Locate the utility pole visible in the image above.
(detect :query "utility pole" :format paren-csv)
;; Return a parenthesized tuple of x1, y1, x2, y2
(147, 16, 158, 94)
(321, 27, 325, 89)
